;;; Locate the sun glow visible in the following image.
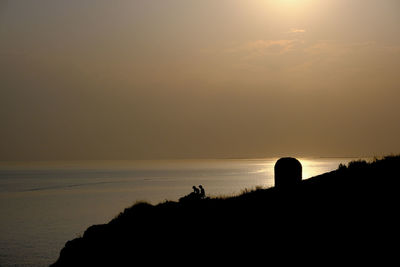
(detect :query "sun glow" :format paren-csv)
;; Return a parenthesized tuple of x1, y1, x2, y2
(279, 0, 315, 10)
(280, 0, 298, 4)
(250, 0, 316, 18)
(272, 0, 304, 7)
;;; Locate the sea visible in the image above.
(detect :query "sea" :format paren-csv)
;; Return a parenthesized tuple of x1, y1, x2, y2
(0, 158, 359, 266)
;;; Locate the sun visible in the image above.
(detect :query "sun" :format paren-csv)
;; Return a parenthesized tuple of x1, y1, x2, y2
(277, 0, 300, 6)
(265, 0, 314, 17)
(281, 0, 312, 9)
(249, 0, 308, 13)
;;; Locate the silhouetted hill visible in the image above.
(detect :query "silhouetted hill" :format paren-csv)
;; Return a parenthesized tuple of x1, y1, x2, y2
(51, 156, 400, 266)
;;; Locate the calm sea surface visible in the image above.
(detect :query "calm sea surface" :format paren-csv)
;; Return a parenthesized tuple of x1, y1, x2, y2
(0, 158, 358, 266)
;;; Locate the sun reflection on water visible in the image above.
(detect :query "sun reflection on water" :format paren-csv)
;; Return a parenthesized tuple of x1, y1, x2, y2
(299, 158, 357, 179)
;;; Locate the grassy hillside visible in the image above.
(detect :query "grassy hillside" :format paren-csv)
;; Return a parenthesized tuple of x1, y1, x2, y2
(52, 155, 400, 266)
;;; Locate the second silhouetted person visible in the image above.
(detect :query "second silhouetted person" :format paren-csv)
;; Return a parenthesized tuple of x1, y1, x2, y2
(199, 185, 205, 199)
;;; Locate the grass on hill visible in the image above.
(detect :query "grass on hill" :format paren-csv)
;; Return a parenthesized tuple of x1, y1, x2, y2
(52, 155, 400, 266)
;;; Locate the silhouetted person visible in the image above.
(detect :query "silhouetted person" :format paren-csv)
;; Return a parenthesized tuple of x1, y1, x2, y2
(274, 157, 302, 188)
(192, 186, 200, 195)
(199, 185, 205, 199)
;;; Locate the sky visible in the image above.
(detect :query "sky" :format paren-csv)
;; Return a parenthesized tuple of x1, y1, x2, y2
(1, 0, 400, 160)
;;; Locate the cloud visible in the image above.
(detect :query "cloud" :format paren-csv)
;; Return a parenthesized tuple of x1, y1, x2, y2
(222, 39, 309, 76)
(223, 38, 400, 81)
(289, 28, 306, 33)
(227, 39, 304, 57)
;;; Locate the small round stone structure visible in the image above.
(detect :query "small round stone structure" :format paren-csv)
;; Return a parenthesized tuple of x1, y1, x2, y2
(274, 157, 302, 188)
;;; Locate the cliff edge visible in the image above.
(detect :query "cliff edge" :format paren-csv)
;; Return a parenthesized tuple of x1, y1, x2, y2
(52, 156, 400, 266)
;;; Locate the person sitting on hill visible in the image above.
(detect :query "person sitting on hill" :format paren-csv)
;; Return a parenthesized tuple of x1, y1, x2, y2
(192, 186, 200, 195)
(199, 185, 205, 199)
(179, 186, 203, 202)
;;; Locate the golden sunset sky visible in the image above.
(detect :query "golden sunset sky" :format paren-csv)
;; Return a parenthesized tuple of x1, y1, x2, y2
(1, 0, 399, 160)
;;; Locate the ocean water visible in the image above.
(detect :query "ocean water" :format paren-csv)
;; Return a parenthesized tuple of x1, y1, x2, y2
(0, 158, 357, 266)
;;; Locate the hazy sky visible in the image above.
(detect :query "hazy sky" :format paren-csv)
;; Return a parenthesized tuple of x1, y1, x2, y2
(1, 0, 399, 160)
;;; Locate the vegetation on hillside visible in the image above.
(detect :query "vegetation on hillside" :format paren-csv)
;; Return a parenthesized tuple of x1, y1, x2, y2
(52, 155, 400, 266)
